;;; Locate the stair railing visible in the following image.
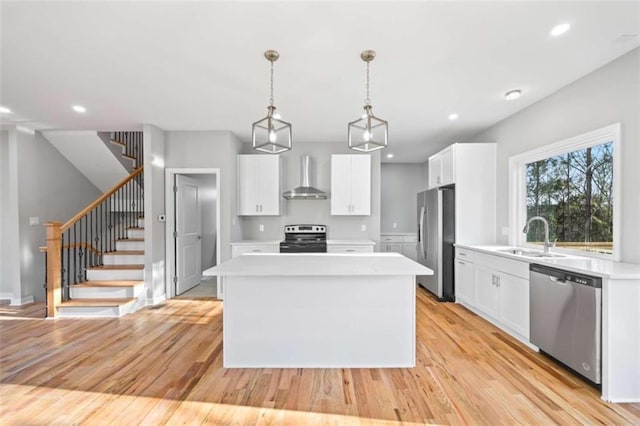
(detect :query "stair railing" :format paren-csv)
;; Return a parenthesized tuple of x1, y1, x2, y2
(44, 166, 144, 318)
(111, 131, 144, 170)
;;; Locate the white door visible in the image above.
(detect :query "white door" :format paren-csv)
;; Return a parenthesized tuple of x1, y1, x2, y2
(176, 175, 202, 295)
(349, 155, 371, 215)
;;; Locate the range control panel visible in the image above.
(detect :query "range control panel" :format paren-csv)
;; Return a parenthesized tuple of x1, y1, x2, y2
(285, 224, 326, 233)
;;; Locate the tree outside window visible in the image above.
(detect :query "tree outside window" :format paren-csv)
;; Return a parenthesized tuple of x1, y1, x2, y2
(525, 141, 613, 254)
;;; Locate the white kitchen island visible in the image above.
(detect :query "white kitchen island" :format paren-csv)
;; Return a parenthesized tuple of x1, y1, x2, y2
(203, 253, 433, 368)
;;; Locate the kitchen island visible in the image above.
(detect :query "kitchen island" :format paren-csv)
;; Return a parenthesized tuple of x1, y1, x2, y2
(203, 253, 433, 368)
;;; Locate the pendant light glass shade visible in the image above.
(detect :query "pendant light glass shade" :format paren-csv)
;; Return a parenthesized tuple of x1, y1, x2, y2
(348, 50, 388, 152)
(252, 50, 292, 154)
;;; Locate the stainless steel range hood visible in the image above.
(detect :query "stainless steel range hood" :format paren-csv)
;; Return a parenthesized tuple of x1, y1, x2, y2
(283, 155, 327, 200)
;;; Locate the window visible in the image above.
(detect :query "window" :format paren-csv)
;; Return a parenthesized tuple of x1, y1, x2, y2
(509, 124, 621, 260)
(525, 142, 613, 254)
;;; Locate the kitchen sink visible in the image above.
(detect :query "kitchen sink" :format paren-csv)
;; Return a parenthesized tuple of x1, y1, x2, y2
(498, 248, 566, 258)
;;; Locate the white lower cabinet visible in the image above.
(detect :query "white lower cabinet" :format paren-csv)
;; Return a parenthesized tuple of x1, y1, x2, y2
(327, 245, 373, 253)
(380, 234, 418, 261)
(455, 248, 530, 342)
(454, 258, 475, 305)
(231, 244, 280, 258)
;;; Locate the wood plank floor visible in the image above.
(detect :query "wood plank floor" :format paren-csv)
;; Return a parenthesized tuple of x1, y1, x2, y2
(1, 289, 639, 425)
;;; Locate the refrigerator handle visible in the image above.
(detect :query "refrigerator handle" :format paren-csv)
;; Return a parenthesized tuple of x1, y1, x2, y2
(419, 206, 426, 259)
(424, 207, 429, 260)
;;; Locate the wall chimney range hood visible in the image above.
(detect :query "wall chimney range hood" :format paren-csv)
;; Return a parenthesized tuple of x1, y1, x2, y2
(283, 155, 327, 200)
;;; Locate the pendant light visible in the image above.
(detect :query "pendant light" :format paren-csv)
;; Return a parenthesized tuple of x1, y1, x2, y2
(348, 50, 388, 152)
(252, 50, 292, 154)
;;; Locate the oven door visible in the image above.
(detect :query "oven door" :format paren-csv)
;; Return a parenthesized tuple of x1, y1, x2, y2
(280, 243, 327, 253)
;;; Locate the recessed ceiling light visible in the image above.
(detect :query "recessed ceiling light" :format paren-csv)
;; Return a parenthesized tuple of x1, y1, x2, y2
(386, 153, 394, 159)
(72, 105, 86, 113)
(448, 113, 458, 121)
(0, 106, 12, 114)
(550, 23, 571, 37)
(505, 89, 522, 100)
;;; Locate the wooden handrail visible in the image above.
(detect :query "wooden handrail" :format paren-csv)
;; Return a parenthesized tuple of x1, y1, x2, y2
(62, 166, 143, 232)
(40, 242, 101, 254)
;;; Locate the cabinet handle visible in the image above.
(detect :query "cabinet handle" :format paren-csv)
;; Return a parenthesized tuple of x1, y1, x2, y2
(256, 204, 259, 213)
(252, 249, 262, 252)
(458, 252, 467, 256)
(346, 249, 355, 252)
(259, 204, 263, 212)
(457, 261, 465, 265)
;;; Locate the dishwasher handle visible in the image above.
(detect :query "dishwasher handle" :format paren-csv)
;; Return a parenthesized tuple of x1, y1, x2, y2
(548, 276, 569, 284)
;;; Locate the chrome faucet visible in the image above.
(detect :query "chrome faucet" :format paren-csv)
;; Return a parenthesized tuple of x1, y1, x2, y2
(522, 216, 553, 254)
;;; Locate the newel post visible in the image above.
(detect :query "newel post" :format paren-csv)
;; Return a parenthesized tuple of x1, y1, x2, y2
(45, 221, 62, 318)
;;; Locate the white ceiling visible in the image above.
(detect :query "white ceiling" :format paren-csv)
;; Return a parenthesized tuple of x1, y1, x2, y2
(1, 1, 638, 162)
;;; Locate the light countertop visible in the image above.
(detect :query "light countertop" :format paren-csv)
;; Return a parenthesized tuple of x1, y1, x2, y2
(204, 253, 433, 277)
(230, 240, 281, 246)
(326, 239, 376, 245)
(456, 244, 640, 280)
(231, 239, 376, 246)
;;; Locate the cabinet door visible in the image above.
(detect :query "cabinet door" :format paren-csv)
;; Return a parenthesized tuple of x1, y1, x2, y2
(384, 243, 403, 254)
(474, 264, 499, 318)
(498, 273, 530, 338)
(455, 259, 475, 304)
(330, 155, 352, 215)
(440, 146, 455, 186)
(349, 155, 371, 215)
(402, 243, 418, 261)
(237, 155, 260, 215)
(428, 155, 442, 189)
(257, 155, 280, 215)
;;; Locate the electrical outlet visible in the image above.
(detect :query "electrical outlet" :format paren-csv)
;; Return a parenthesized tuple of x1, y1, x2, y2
(393, 222, 398, 229)
(361, 224, 367, 232)
(29, 217, 39, 226)
(501, 226, 509, 236)
(259, 224, 264, 232)
(232, 217, 237, 226)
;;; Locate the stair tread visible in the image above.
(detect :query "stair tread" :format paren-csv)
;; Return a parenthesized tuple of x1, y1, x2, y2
(110, 139, 126, 146)
(88, 264, 144, 270)
(59, 298, 135, 307)
(105, 250, 144, 255)
(117, 238, 144, 242)
(122, 154, 136, 160)
(73, 280, 143, 288)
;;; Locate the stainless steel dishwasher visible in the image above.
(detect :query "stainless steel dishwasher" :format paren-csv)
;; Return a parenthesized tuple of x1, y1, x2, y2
(529, 264, 602, 384)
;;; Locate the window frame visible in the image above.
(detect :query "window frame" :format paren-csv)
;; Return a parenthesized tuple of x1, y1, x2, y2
(508, 123, 621, 261)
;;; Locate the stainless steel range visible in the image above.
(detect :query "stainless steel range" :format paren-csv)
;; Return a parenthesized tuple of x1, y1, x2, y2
(280, 225, 327, 253)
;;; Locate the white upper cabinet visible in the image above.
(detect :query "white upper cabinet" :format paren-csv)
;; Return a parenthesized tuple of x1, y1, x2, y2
(331, 154, 371, 216)
(237, 155, 281, 216)
(427, 143, 497, 245)
(428, 145, 455, 188)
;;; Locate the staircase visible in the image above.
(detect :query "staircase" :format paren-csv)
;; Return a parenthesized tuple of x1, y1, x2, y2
(44, 132, 146, 318)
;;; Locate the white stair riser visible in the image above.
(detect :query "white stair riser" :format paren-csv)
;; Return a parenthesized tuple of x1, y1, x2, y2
(138, 218, 145, 228)
(127, 228, 144, 239)
(57, 303, 135, 318)
(70, 284, 145, 299)
(87, 269, 144, 281)
(116, 240, 145, 251)
(103, 254, 144, 265)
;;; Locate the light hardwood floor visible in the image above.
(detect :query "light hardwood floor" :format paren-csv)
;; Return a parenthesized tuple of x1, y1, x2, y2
(1, 289, 639, 425)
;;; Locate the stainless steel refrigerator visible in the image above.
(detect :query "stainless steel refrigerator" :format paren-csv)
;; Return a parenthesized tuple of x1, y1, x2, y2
(416, 188, 455, 301)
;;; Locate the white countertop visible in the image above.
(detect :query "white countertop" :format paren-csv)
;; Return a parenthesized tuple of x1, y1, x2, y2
(326, 239, 376, 246)
(456, 244, 640, 280)
(204, 253, 433, 276)
(230, 240, 281, 246)
(231, 239, 376, 246)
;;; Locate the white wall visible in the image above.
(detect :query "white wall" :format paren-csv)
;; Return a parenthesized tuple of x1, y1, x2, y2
(472, 47, 640, 264)
(381, 163, 425, 233)
(184, 173, 217, 270)
(0, 127, 102, 304)
(143, 124, 166, 304)
(164, 131, 242, 262)
(240, 142, 382, 244)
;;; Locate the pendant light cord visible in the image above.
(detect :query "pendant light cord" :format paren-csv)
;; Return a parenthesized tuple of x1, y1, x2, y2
(270, 60, 275, 107)
(365, 61, 371, 106)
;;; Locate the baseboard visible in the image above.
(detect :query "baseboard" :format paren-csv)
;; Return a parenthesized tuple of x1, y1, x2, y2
(10, 295, 35, 306)
(0, 292, 13, 301)
(147, 294, 166, 306)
